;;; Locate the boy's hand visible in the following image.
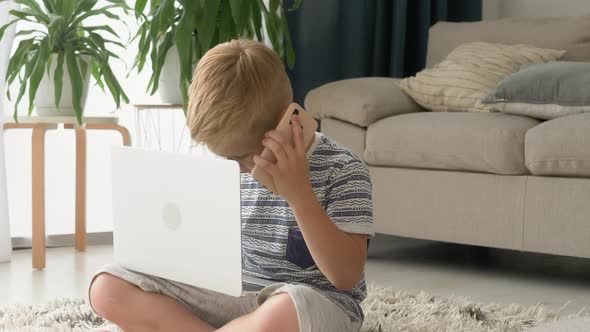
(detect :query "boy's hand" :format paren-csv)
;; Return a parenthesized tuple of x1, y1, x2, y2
(253, 114, 314, 204)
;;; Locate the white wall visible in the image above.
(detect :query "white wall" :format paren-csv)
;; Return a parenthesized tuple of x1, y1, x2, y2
(0, 1, 19, 261)
(484, 0, 590, 20)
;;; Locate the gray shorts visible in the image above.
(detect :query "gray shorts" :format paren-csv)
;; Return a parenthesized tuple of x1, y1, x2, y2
(89, 264, 361, 332)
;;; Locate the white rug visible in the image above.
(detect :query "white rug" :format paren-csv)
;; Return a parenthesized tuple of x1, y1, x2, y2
(0, 285, 586, 332)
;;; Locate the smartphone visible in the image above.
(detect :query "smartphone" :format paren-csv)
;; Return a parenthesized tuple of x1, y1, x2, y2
(251, 103, 318, 194)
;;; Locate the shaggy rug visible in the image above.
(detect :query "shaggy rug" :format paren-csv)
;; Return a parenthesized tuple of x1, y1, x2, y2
(0, 285, 586, 332)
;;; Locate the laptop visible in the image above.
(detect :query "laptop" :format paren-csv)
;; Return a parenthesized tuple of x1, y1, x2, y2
(111, 146, 272, 296)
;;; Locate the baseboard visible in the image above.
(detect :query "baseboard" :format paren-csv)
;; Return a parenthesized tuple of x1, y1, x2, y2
(11, 232, 113, 249)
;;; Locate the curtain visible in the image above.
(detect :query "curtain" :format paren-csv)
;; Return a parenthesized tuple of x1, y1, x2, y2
(284, 0, 482, 104)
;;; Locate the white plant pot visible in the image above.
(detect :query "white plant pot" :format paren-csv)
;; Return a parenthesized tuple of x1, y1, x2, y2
(34, 54, 92, 117)
(158, 45, 197, 105)
(158, 45, 183, 104)
(0, 0, 18, 262)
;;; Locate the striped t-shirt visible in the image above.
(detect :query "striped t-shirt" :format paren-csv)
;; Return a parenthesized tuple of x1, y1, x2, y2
(241, 132, 374, 322)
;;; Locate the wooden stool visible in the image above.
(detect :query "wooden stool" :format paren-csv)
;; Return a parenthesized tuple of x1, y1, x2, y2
(3, 116, 131, 270)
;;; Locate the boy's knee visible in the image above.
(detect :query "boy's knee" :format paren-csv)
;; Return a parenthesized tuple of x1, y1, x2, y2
(89, 273, 134, 321)
(252, 293, 299, 332)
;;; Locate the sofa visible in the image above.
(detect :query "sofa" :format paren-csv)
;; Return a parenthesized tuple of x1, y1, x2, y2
(305, 15, 590, 259)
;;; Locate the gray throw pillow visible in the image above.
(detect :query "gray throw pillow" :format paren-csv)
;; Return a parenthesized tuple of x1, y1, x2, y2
(483, 61, 590, 120)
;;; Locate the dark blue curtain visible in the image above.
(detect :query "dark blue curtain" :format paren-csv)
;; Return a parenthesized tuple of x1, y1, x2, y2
(284, 0, 482, 104)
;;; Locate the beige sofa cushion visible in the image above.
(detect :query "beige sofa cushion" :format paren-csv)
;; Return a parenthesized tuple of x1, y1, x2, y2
(399, 42, 564, 113)
(427, 16, 590, 68)
(525, 113, 590, 177)
(365, 112, 540, 175)
(305, 77, 423, 127)
(321, 118, 366, 161)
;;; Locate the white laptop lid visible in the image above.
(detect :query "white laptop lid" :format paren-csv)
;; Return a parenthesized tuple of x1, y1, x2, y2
(111, 147, 243, 296)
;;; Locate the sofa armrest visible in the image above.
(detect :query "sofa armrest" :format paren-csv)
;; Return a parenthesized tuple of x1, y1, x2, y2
(304, 77, 424, 127)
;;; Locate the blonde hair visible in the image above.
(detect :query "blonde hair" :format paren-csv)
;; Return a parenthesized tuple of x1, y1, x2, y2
(186, 39, 293, 154)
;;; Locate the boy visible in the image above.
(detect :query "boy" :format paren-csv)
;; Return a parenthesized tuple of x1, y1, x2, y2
(89, 39, 373, 332)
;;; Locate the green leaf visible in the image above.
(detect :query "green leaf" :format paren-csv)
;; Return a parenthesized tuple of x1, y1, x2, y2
(150, 0, 162, 10)
(239, 0, 251, 36)
(27, 38, 50, 116)
(159, 0, 175, 32)
(9, 9, 50, 25)
(69, 5, 120, 29)
(14, 29, 43, 38)
(82, 25, 120, 39)
(175, 0, 199, 109)
(147, 5, 162, 43)
(259, 0, 280, 54)
(135, 0, 147, 18)
(47, 15, 63, 51)
(53, 52, 65, 108)
(147, 38, 158, 93)
(65, 46, 84, 124)
(269, 0, 279, 15)
(149, 31, 174, 96)
(13, 77, 28, 121)
(280, 7, 295, 69)
(218, 0, 237, 42)
(180, 73, 188, 114)
(102, 62, 129, 108)
(16, 0, 48, 19)
(130, 21, 147, 43)
(79, 57, 89, 79)
(104, 0, 130, 8)
(5, 39, 33, 84)
(75, 0, 99, 14)
(0, 19, 19, 43)
(60, 0, 77, 23)
(13, 50, 39, 120)
(289, 0, 301, 11)
(103, 65, 121, 105)
(229, 0, 242, 31)
(89, 32, 125, 49)
(192, 33, 203, 62)
(195, 0, 220, 52)
(91, 60, 105, 92)
(175, 3, 194, 79)
(250, 0, 263, 41)
(42, 0, 55, 14)
(46, 52, 53, 76)
(132, 25, 150, 72)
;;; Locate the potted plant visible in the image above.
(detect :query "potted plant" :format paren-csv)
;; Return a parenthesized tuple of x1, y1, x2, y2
(132, 0, 300, 110)
(0, 0, 130, 124)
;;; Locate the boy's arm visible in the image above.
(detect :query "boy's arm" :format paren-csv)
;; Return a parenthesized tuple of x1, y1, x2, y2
(253, 115, 368, 291)
(290, 192, 368, 291)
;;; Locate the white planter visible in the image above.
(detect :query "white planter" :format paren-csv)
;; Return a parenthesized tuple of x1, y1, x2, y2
(158, 45, 183, 104)
(0, 0, 18, 262)
(34, 54, 91, 117)
(158, 45, 198, 105)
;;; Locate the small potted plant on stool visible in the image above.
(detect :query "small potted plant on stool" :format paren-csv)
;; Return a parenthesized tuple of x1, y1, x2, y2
(0, 0, 130, 124)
